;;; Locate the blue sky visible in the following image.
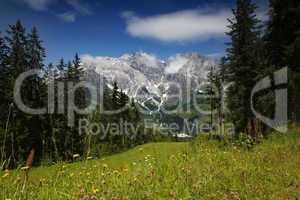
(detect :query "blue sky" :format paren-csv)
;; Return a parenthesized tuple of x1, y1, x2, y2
(0, 0, 268, 64)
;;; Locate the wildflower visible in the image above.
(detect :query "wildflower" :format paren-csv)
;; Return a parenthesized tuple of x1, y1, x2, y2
(21, 166, 29, 170)
(92, 187, 99, 194)
(169, 191, 176, 199)
(73, 154, 80, 159)
(82, 194, 89, 200)
(231, 192, 240, 200)
(5, 198, 11, 200)
(70, 173, 74, 177)
(2, 172, 10, 178)
(113, 170, 118, 174)
(102, 163, 108, 168)
(80, 188, 85, 194)
(90, 195, 97, 200)
(223, 194, 228, 200)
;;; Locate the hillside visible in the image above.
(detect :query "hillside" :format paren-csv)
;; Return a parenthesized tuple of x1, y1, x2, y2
(1, 130, 300, 200)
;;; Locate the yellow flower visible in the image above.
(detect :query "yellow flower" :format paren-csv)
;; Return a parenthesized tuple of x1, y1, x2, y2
(21, 166, 29, 170)
(102, 163, 108, 168)
(5, 198, 11, 200)
(73, 154, 80, 158)
(123, 168, 129, 173)
(2, 173, 10, 178)
(92, 188, 99, 193)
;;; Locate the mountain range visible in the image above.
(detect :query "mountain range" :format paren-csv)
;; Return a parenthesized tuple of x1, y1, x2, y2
(82, 52, 218, 113)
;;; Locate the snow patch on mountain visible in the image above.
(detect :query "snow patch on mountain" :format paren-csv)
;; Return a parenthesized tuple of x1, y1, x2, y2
(165, 54, 189, 74)
(81, 52, 218, 111)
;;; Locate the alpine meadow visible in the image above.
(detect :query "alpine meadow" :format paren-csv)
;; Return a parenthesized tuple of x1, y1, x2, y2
(0, 0, 299, 199)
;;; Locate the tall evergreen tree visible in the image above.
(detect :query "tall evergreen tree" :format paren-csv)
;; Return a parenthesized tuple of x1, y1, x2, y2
(225, 0, 261, 135)
(65, 54, 86, 156)
(25, 27, 46, 163)
(111, 81, 121, 110)
(5, 20, 29, 165)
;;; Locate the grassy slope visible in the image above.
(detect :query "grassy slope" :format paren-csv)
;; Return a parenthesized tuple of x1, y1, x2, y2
(1, 131, 300, 200)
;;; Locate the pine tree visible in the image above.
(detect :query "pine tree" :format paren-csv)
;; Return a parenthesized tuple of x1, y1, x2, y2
(5, 20, 28, 106)
(64, 54, 86, 156)
(225, 0, 262, 136)
(25, 27, 46, 164)
(111, 81, 121, 110)
(4, 20, 30, 165)
(42, 63, 60, 160)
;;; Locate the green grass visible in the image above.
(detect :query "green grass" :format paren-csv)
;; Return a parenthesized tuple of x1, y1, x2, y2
(1, 131, 300, 200)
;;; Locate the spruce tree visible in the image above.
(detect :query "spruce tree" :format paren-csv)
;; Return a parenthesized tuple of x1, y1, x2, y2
(25, 27, 46, 163)
(226, 0, 261, 135)
(111, 81, 121, 110)
(5, 20, 30, 165)
(65, 54, 86, 156)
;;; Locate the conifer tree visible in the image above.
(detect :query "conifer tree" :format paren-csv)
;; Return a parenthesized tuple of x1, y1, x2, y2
(5, 20, 30, 165)
(112, 81, 120, 110)
(225, 0, 261, 135)
(25, 27, 46, 163)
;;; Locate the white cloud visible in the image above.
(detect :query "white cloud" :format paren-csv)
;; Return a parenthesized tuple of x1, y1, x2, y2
(122, 8, 231, 42)
(65, 0, 92, 15)
(22, 0, 52, 11)
(58, 12, 76, 23)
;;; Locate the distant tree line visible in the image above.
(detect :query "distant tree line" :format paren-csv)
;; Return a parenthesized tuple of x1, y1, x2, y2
(210, 0, 300, 138)
(0, 21, 161, 169)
